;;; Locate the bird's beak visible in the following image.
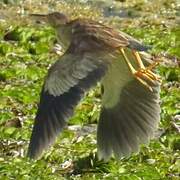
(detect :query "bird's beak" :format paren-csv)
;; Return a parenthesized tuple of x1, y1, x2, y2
(29, 13, 49, 24)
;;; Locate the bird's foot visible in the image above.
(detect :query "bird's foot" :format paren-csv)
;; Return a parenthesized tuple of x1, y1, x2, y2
(134, 68, 161, 91)
(132, 55, 162, 91)
(120, 48, 161, 91)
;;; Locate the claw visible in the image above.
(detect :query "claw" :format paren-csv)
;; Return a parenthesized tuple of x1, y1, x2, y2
(135, 75, 153, 92)
(132, 50, 161, 81)
(146, 58, 163, 70)
(138, 68, 161, 82)
(119, 48, 161, 91)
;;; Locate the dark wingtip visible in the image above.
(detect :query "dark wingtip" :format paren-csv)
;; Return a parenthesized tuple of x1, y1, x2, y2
(27, 54, 109, 160)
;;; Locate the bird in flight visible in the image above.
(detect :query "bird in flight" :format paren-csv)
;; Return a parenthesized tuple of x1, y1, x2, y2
(28, 12, 161, 161)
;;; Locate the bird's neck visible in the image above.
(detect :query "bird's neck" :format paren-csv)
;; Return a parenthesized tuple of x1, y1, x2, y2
(55, 24, 72, 49)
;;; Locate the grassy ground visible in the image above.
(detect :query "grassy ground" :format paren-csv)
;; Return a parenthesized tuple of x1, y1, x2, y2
(0, 0, 179, 179)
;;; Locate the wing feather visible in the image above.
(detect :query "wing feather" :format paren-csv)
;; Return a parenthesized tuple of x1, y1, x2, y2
(97, 49, 161, 160)
(28, 51, 110, 159)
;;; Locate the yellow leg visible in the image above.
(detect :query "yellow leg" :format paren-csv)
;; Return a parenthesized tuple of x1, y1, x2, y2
(132, 50, 161, 82)
(120, 48, 153, 91)
(132, 50, 145, 69)
(120, 48, 136, 74)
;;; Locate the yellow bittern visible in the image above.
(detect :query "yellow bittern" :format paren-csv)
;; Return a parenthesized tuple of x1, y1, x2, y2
(28, 12, 161, 160)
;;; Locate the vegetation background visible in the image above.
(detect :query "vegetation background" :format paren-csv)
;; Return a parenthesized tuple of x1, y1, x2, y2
(0, 0, 179, 179)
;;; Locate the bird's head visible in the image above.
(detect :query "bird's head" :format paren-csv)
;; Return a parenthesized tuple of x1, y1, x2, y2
(30, 12, 69, 27)
(47, 12, 69, 27)
(30, 12, 72, 49)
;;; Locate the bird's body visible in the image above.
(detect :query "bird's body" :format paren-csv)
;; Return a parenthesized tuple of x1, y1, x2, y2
(56, 18, 149, 53)
(28, 12, 161, 160)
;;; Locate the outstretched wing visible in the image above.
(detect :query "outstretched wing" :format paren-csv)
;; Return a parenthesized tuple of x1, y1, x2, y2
(27, 49, 110, 159)
(97, 49, 161, 160)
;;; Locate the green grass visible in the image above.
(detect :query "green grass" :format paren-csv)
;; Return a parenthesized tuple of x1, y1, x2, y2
(0, 0, 179, 179)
